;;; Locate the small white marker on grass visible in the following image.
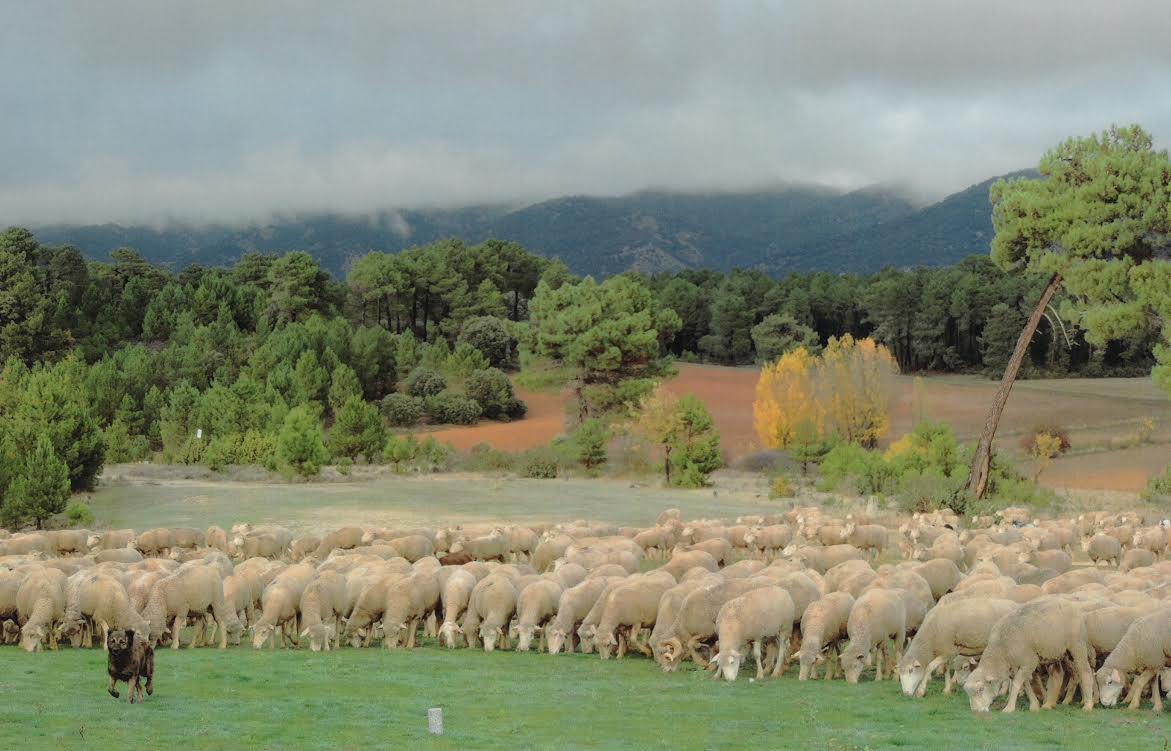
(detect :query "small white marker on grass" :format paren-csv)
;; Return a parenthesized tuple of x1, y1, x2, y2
(428, 707, 444, 735)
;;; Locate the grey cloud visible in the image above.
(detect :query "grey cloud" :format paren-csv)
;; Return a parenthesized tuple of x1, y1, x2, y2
(2, 1, 1171, 225)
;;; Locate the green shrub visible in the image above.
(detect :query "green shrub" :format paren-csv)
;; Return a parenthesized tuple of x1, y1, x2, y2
(383, 434, 418, 472)
(276, 406, 329, 478)
(65, 502, 95, 527)
(464, 368, 525, 420)
(104, 420, 150, 463)
(405, 367, 447, 398)
(573, 419, 609, 471)
(769, 474, 794, 499)
(424, 393, 482, 425)
(463, 443, 516, 472)
(817, 442, 893, 495)
(444, 343, 491, 380)
(416, 436, 454, 472)
(381, 393, 425, 427)
(1143, 464, 1171, 501)
(458, 316, 519, 370)
(337, 457, 353, 475)
(519, 446, 561, 479)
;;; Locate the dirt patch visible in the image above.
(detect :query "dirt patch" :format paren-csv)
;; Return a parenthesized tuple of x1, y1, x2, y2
(420, 387, 569, 452)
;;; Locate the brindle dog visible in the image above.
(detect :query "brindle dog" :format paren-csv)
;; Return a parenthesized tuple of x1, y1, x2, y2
(107, 629, 155, 704)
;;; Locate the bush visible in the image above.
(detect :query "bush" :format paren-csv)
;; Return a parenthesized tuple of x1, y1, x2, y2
(894, 472, 966, 514)
(519, 446, 561, 479)
(1142, 464, 1171, 501)
(336, 457, 353, 476)
(276, 406, 329, 478)
(381, 393, 425, 427)
(769, 474, 794, 499)
(1020, 425, 1071, 455)
(104, 420, 150, 463)
(463, 443, 516, 472)
(817, 442, 894, 495)
(328, 397, 385, 462)
(405, 367, 447, 398)
(573, 419, 609, 471)
(444, 343, 491, 380)
(424, 393, 482, 425)
(464, 368, 525, 420)
(65, 502, 95, 527)
(415, 436, 454, 472)
(458, 316, 519, 370)
(383, 434, 418, 472)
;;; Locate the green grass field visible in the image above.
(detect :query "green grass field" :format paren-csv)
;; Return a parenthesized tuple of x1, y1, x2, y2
(84, 471, 783, 532)
(2, 644, 1168, 751)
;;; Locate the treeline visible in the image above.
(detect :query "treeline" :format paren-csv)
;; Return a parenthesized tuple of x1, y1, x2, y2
(644, 257, 1157, 376)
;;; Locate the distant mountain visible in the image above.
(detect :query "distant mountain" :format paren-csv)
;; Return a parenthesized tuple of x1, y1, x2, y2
(28, 171, 1036, 278)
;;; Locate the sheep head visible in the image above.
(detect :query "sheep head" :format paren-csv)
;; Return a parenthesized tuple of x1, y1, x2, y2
(658, 636, 683, 672)
(840, 643, 870, 684)
(515, 624, 539, 652)
(301, 624, 329, 652)
(715, 648, 743, 682)
(545, 628, 568, 655)
(898, 658, 926, 697)
(20, 624, 46, 653)
(382, 622, 406, 649)
(596, 631, 618, 660)
(438, 620, 461, 649)
(963, 669, 1008, 712)
(576, 623, 597, 654)
(479, 624, 502, 652)
(250, 623, 275, 649)
(1095, 667, 1126, 707)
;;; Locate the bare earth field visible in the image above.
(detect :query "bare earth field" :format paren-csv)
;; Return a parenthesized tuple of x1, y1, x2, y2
(423, 365, 1170, 492)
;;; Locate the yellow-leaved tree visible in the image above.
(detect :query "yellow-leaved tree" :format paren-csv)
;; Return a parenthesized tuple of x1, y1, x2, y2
(754, 335, 898, 450)
(753, 346, 817, 449)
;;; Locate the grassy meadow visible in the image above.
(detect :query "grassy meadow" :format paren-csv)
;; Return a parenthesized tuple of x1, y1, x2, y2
(3, 644, 1169, 751)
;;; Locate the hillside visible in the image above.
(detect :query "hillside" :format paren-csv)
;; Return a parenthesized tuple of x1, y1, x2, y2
(28, 171, 1034, 277)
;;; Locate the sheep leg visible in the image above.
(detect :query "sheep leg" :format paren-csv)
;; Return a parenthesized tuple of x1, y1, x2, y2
(1002, 666, 1032, 713)
(1152, 674, 1164, 713)
(617, 630, 627, 660)
(171, 616, 185, 650)
(107, 675, 120, 699)
(688, 639, 710, 669)
(1128, 670, 1156, 710)
(408, 619, 419, 649)
(1070, 642, 1096, 712)
(1024, 673, 1042, 712)
(771, 639, 788, 679)
(1042, 664, 1064, 709)
(755, 640, 767, 680)
(874, 642, 884, 682)
(919, 656, 949, 697)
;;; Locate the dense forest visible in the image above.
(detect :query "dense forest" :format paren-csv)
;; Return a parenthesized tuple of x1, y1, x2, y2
(0, 224, 1160, 525)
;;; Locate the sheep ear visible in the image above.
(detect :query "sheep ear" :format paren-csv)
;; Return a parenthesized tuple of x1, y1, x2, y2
(912, 660, 921, 669)
(300, 628, 310, 637)
(1111, 669, 1122, 683)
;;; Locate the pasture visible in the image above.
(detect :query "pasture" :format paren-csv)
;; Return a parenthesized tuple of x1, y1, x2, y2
(3, 644, 1167, 751)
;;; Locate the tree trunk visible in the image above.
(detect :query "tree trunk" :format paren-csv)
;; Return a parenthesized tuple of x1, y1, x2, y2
(968, 273, 1062, 499)
(663, 446, 672, 485)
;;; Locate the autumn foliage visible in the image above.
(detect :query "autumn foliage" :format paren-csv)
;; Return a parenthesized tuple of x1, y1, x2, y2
(754, 335, 898, 449)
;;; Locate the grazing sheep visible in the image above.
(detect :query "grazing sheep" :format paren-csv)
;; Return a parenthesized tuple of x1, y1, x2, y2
(96, 529, 136, 550)
(238, 533, 285, 560)
(633, 527, 676, 560)
(250, 563, 314, 649)
(1083, 534, 1122, 567)
(911, 559, 963, 601)
(449, 530, 508, 563)
(94, 548, 144, 565)
(1095, 608, 1171, 710)
(288, 534, 322, 561)
(379, 572, 440, 649)
(654, 578, 776, 672)
(1018, 548, 1072, 575)
(743, 525, 792, 560)
(595, 573, 676, 659)
(840, 588, 907, 683)
(136, 529, 175, 557)
(313, 527, 366, 558)
(61, 573, 148, 649)
(387, 535, 435, 563)
(842, 523, 888, 560)
(713, 587, 797, 681)
(659, 550, 720, 581)
(1119, 548, 1157, 574)
(898, 598, 1018, 697)
(298, 571, 349, 651)
(531, 534, 573, 572)
(784, 544, 864, 575)
(143, 565, 242, 650)
(510, 578, 563, 652)
(439, 552, 473, 566)
(720, 559, 766, 579)
(17, 568, 67, 652)
(170, 528, 206, 550)
(963, 597, 1095, 712)
(674, 538, 733, 567)
(463, 573, 519, 652)
(438, 569, 478, 648)
(797, 592, 855, 681)
(106, 629, 154, 704)
(547, 578, 614, 655)
(206, 526, 229, 553)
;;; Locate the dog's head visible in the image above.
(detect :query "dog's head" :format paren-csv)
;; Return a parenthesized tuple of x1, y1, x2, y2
(107, 629, 132, 652)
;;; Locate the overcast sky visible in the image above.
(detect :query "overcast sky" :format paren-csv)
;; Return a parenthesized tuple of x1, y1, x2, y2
(3, 0, 1171, 225)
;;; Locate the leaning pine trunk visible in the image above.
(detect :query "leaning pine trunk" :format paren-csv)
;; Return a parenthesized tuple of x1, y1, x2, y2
(968, 273, 1062, 499)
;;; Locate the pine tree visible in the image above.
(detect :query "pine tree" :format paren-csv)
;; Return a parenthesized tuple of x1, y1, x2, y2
(1, 432, 70, 529)
(574, 419, 609, 471)
(276, 406, 329, 478)
(328, 397, 385, 462)
(327, 364, 362, 414)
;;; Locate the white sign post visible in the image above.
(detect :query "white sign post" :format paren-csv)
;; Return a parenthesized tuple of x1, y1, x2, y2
(427, 707, 444, 735)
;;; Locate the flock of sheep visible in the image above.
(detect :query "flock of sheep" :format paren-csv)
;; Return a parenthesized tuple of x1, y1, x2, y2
(3, 504, 1171, 712)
